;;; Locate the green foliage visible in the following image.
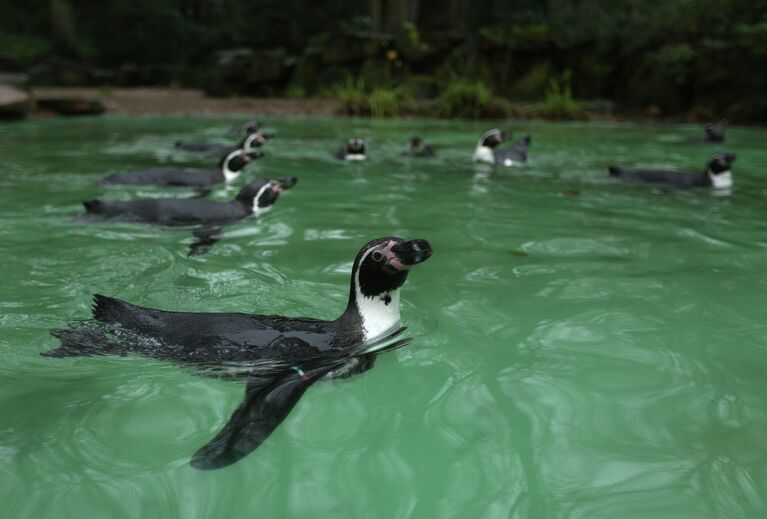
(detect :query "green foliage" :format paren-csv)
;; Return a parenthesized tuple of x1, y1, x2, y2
(0, 33, 50, 62)
(334, 77, 368, 116)
(1, 0, 766, 120)
(480, 23, 551, 48)
(334, 78, 413, 118)
(369, 87, 413, 118)
(434, 80, 509, 119)
(539, 71, 586, 120)
(285, 85, 307, 99)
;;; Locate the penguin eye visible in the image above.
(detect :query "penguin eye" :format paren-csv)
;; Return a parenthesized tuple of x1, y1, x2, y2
(371, 250, 385, 263)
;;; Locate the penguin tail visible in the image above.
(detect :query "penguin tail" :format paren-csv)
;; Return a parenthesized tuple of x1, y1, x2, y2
(608, 166, 621, 177)
(92, 294, 132, 324)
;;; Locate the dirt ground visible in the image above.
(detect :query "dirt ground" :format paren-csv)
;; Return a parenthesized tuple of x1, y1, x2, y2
(30, 87, 339, 116)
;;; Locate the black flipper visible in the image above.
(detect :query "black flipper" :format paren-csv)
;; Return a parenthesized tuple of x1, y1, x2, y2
(189, 226, 223, 256)
(191, 363, 336, 470)
(190, 328, 413, 470)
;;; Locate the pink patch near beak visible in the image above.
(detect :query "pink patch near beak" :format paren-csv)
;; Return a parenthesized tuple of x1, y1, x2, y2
(383, 240, 413, 271)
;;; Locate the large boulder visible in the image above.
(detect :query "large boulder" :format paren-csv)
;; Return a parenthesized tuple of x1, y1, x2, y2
(0, 84, 31, 120)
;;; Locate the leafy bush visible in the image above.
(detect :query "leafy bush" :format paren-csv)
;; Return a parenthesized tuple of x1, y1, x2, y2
(434, 80, 509, 119)
(369, 87, 413, 117)
(334, 78, 414, 117)
(334, 77, 368, 115)
(539, 71, 587, 120)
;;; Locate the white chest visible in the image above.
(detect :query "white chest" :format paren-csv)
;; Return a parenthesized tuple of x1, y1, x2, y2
(355, 288, 401, 341)
(709, 170, 733, 189)
(345, 154, 367, 161)
(473, 146, 495, 165)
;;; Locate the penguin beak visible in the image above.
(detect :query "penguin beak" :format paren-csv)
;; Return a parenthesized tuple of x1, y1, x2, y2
(277, 176, 297, 189)
(724, 153, 736, 164)
(247, 150, 263, 160)
(387, 239, 433, 271)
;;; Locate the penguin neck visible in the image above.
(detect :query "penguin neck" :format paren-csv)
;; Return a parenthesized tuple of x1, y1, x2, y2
(336, 270, 402, 343)
(243, 134, 260, 153)
(708, 169, 732, 189)
(473, 144, 495, 164)
(250, 182, 272, 217)
(221, 150, 243, 183)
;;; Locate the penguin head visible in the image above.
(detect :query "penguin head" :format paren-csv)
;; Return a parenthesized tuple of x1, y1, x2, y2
(346, 138, 366, 155)
(242, 132, 267, 152)
(241, 120, 261, 135)
(236, 177, 298, 214)
(225, 150, 254, 173)
(352, 237, 433, 298)
(407, 136, 423, 150)
(479, 129, 505, 148)
(707, 152, 735, 174)
(705, 123, 724, 141)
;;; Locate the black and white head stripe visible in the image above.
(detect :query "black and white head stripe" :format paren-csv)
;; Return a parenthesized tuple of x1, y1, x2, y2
(705, 152, 735, 189)
(478, 129, 505, 148)
(346, 237, 432, 340)
(347, 138, 366, 154)
(241, 120, 261, 135)
(220, 149, 252, 181)
(242, 132, 267, 152)
(706, 152, 735, 174)
(350, 237, 432, 298)
(235, 177, 297, 214)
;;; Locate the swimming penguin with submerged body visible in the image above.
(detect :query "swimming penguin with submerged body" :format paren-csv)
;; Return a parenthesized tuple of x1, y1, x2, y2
(82, 176, 297, 254)
(609, 152, 735, 189)
(100, 148, 263, 191)
(175, 120, 274, 155)
(44, 237, 433, 469)
(473, 129, 531, 166)
(334, 137, 367, 161)
(401, 136, 435, 158)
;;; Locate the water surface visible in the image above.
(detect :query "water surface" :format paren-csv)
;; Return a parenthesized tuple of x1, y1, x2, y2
(1, 116, 766, 518)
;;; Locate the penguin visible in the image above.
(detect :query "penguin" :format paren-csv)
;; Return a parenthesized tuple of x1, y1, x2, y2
(400, 136, 435, 157)
(43, 237, 433, 470)
(473, 129, 531, 166)
(334, 137, 367, 161)
(229, 119, 262, 136)
(82, 176, 297, 254)
(687, 123, 726, 144)
(100, 148, 262, 190)
(174, 129, 271, 157)
(608, 152, 735, 189)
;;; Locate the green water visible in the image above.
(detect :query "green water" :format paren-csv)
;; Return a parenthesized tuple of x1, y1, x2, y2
(1, 116, 766, 518)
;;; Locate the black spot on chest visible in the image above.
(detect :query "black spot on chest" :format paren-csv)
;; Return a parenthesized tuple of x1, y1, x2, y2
(382, 295, 392, 305)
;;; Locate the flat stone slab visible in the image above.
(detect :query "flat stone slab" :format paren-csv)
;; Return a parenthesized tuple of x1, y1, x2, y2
(0, 84, 31, 120)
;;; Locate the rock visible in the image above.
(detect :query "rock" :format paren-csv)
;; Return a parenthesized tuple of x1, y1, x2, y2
(35, 97, 105, 116)
(0, 84, 31, 120)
